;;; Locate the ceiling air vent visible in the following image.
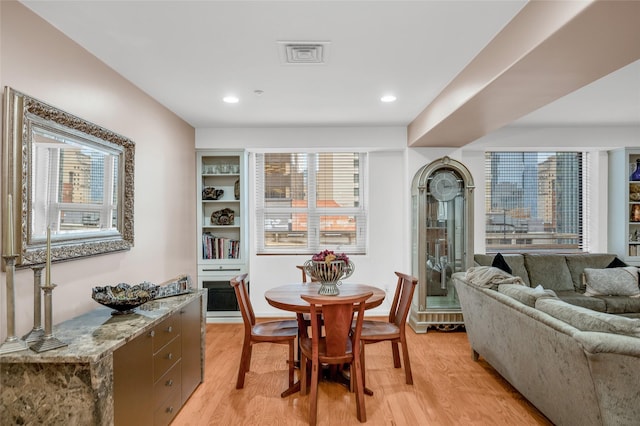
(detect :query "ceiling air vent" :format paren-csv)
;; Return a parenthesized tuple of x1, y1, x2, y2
(278, 41, 330, 64)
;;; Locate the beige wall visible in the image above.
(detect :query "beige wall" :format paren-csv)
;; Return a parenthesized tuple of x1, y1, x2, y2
(0, 1, 196, 340)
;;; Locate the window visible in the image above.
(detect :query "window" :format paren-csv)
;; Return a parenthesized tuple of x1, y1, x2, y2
(256, 152, 367, 254)
(485, 152, 585, 252)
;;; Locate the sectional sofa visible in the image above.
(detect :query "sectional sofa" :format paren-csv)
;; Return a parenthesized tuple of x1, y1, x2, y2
(452, 253, 640, 426)
(473, 253, 640, 314)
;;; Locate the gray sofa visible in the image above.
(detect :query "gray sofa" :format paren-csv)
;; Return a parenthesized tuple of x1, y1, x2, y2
(453, 256, 640, 426)
(474, 253, 640, 315)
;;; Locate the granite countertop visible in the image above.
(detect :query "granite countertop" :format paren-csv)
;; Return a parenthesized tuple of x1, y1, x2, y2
(0, 290, 205, 364)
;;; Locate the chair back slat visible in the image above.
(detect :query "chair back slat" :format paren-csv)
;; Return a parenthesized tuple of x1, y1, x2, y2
(296, 265, 318, 283)
(319, 304, 353, 356)
(391, 272, 418, 328)
(302, 292, 372, 358)
(230, 274, 255, 329)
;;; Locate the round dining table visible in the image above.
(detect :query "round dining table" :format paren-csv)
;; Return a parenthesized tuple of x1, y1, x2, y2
(264, 282, 386, 397)
(264, 282, 386, 314)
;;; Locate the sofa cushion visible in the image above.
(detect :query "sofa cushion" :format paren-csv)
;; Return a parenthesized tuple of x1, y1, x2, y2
(474, 254, 530, 286)
(595, 295, 640, 314)
(617, 312, 640, 319)
(524, 254, 573, 291)
(565, 253, 617, 292)
(498, 284, 557, 307)
(535, 297, 640, 337)
(555, 290, 607, 312)
(583, 267, 640, 297)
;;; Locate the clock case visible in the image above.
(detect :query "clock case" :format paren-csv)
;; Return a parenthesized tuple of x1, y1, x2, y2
(409, 156, 474, 332)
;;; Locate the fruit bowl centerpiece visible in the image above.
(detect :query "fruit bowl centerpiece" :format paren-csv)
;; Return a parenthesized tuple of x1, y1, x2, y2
(92, 282, 159, 315)
(303, 250, 355, 296)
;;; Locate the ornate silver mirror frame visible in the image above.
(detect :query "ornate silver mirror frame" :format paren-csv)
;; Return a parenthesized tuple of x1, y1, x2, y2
(2, 87, 134, 269)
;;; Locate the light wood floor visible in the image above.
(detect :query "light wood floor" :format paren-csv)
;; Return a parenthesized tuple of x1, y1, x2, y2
(172, 322, 553, 426)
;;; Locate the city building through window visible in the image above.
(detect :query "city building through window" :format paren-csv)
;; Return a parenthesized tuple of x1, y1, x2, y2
(485, 152, 584, 252)
(255, 152, 367, 255)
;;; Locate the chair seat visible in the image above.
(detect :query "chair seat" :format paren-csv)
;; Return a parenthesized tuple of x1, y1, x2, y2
(360, 320, 400, 341)
(300, 336, 354, 364)
(252, 320, 298, 341)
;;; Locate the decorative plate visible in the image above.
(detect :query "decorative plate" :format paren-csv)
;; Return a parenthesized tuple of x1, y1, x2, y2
(92, 282, 159, 315)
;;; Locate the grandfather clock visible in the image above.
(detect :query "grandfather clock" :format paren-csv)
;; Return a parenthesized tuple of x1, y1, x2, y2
(409, 156, 474, 333)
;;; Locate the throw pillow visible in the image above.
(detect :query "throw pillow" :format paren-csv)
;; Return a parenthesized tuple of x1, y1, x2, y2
(607, 257, 628, 268)
(491, 253, 512, 275)
(565, 254, 618, 292)
(583, 267, 640, 297)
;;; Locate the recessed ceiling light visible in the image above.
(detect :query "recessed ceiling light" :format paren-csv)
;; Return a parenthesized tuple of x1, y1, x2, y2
(223, 95, 239, 104)
(381, 95, 397, 103)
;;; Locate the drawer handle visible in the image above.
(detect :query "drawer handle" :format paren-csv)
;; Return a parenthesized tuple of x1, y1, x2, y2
(166, 379, 173, 387)
(149, 330, 155, 338)
(166, 406, 174, 414)
(166, 326, 173, 333)
(167, 353, 173, 360)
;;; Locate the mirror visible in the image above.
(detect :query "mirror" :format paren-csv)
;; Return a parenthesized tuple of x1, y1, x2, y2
(2, 87, 134, 268)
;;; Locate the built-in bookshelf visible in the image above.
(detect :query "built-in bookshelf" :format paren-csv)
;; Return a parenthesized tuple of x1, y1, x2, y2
(196, 150, 248, 318)
(608, 148, 640, 266)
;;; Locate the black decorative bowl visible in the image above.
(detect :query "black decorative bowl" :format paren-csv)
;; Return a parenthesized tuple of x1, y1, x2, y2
(92, 282, 159, 315)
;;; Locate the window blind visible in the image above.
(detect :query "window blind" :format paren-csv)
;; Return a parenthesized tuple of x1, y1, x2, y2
(484, 152, 585, 252)
(256, 152, 367, 255)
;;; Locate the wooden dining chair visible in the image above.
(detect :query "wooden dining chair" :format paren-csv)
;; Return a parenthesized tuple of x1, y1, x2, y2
(230, 274, 298, 393)
(296, 265, 319, 283)
(360, 272, 418, 387)
(299, 292, 373, 426)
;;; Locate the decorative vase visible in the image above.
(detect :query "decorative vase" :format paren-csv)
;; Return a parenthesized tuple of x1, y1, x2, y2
(631, 159, 640, 181)
(303, 259, 355, 296)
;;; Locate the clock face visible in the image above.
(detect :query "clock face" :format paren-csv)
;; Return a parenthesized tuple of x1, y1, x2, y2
(430, 171, 461, 202)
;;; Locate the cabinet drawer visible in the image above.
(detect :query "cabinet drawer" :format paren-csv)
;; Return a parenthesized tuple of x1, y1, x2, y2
(154, 387, 181, 426)
(154, 335, 182, 382)
(154, 360, 182, 411)
(153, 312, 181, 353)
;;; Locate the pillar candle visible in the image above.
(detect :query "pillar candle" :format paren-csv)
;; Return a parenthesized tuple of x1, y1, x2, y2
(46, 226, 51, 286)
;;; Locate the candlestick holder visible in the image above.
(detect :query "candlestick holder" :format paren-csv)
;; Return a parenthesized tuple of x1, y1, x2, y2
(0, 254, 29, 354)
(30, 280, 67, 353)
(22, 265, 45, 343)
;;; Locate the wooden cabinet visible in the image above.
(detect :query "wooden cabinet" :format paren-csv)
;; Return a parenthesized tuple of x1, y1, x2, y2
(196, 150, 248, 318)
(113, 296, 203, 425)
(608, 148, 640, 266)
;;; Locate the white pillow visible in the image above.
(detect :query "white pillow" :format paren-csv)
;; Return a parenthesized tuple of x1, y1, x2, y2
(583, 267, 640, 297)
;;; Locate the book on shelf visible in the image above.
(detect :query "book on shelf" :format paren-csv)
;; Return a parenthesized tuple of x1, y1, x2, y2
(202, 232, 240, 259)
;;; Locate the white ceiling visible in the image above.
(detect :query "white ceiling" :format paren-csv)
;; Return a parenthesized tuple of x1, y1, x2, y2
(21, 0, 640, 132)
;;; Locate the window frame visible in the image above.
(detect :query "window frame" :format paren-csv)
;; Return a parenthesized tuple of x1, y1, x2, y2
(255, 151, 368, 255)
